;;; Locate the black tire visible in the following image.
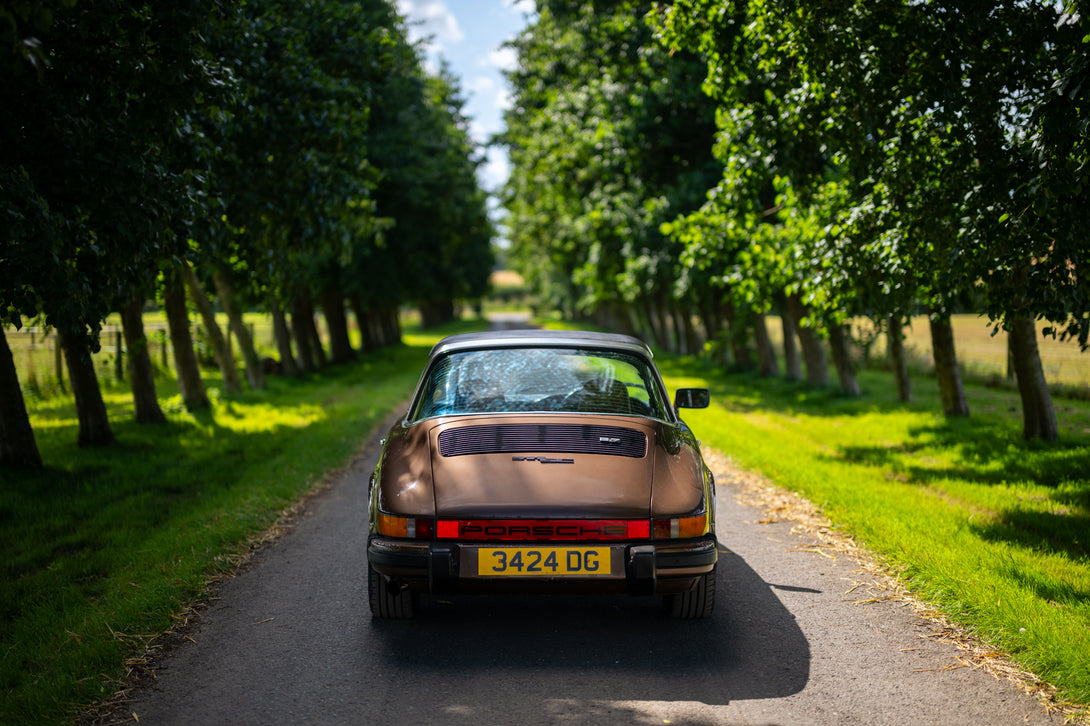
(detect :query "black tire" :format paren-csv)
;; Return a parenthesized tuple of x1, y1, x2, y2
(666, 567, 716, 619)
(368, 564, 417, 619)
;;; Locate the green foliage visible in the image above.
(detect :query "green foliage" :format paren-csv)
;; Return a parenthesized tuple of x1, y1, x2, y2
(2, 0, 495, 457)
(653, 0, 1090, 345)
(501, 0, 719, 325)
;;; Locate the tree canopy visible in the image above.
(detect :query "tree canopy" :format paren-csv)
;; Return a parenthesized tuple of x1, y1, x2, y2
(500, 0, 1088, 440)
(1, 0, 493, 466)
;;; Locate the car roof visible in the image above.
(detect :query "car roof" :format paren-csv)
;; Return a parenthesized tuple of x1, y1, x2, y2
(428, 329, 655, 361)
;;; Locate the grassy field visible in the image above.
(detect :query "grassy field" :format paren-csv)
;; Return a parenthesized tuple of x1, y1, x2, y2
(0, 319, 487, 725)
(755, 313, 1090, 389)
(657, 358, 1090, 711)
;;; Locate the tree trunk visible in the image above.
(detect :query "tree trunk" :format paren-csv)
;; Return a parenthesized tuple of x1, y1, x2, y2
(928, 314, 970, 417)
(212, 269, 265, 390)
(722, 302, 754, 370)
(787, 294, 828, 385)
(887, 315, 912, 403)
(163, 272, 210, 411)
(120, 298, 167, 423)
(780, 298, 802, 381)
(827, 323, 861, 396)
(754, 313, 779, 376)
(0, 326, 42, 468)
(308, 304, 328, 366)
(181, 261, 242, 394)
(349, 296, 377, 353)
(680, 304, 701, 356)
(290, 296, 317, 372)
(700, 298, 730, 367)
(640, 296, 658, 348)
(58, 327, 115, 446)
(382, 305, 401, 346)
(1008, 315, 1059, 441)
(270, 302, 299, 376)
(320, 287, 355, 364)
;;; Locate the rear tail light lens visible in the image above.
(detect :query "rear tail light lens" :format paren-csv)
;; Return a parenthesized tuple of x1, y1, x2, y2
(434, 519, 651, 541)
(375, 512, 434, 539)
(654, 512, 710, 539)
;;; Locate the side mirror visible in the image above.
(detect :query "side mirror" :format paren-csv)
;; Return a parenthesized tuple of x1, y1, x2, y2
(674, 388, 710, 410)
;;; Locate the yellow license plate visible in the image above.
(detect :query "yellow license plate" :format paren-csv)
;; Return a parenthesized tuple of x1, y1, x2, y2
(478, 547, 612, 576)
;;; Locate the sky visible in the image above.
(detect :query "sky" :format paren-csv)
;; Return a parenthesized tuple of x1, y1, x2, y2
(396, 0, 535, 194)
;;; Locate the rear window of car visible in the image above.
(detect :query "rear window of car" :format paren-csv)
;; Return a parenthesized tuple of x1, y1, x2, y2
(410, 347, 670, 421)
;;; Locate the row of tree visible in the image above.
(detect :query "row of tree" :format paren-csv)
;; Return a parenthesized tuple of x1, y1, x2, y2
(500, 0, 1088, 441)
(1, 0, 494, 469)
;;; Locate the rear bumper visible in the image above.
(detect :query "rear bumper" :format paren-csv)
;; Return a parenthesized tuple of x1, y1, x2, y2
(367, 535, 717, 596)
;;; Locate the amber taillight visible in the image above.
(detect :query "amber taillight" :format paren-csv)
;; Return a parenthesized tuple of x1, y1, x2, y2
(653, 512, 710, 539)
(375, 512, 434, 539)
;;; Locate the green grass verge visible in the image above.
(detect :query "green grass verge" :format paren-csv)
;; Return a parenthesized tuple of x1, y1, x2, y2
(0, 319, 489, 725)
(656, 356, 1090, 709)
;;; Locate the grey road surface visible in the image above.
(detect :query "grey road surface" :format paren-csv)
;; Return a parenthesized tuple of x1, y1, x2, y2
(124, 425, 1057, 725)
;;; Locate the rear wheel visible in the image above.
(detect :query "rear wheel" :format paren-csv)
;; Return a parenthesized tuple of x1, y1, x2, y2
(666, 567, 716, 619)
(368, 564, 417, 619)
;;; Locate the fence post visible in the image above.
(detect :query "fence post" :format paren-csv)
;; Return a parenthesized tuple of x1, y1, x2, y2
(115, 327, 124, 381)
(54, 332, 66, 393)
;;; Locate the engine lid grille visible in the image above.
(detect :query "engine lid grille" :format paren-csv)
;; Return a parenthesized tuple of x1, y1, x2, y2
(438, 423, 647, 458)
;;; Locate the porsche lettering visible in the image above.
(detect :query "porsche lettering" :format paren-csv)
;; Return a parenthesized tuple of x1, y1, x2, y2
(461, 524, 627, 538)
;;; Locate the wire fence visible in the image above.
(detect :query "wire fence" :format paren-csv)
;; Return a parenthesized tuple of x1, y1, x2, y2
(6, 316, 278, 399)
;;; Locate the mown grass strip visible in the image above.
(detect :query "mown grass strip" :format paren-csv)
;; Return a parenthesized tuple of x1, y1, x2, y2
(657, 357, 1090, 708)
(0, 319, 488, 726)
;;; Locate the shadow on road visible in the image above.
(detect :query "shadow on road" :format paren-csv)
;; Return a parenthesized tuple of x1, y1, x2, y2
(368, 547, 809, 707)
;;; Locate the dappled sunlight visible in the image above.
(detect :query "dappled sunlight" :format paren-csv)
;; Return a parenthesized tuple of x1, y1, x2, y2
(209, 400, 326, 434)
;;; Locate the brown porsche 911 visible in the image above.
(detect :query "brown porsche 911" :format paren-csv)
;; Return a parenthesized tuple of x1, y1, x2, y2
(366, 329, 717, 619)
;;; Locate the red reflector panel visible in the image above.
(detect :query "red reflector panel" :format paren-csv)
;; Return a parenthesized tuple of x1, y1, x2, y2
(437, 519, 651, 541)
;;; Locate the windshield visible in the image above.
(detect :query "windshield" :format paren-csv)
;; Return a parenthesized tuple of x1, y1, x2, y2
(410, 347, 670, 421)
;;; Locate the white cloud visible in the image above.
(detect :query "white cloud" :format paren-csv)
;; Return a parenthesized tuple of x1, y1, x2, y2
(398, 0, 463, 52)
(507, 0, 536, 17)
(467, 75, 497, 96)
(487, 45, 518, 73)
(480, 146, 510, 192)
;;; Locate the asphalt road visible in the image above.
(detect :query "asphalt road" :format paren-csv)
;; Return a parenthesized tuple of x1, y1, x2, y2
(122, 419, 1059, 725)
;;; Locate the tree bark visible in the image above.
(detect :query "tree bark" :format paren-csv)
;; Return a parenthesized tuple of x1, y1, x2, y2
(787, 294, 828, 385)
(722, 302, 754, 370)
(163, 272, 210, 411)
(290, 296, 317, 372)
(754, 313, 780, 377)
(887, 315, 912, 403)
(0, 326, 42, 468)
(649, 292, 667, 351)
(270, 302, 299, 376)
(928, 313, 970, 417)
(1008, 315, 1059, 441)
(58, 327, 115, 447)
(120, 297, 167, 423)
(381, 305, 401, 346)
(349, 296, 377, 353)
(320, 286, 355, 364)
(181, 261, 242, 394)
(212, 269, 265, 390)
(680, 303, 701, 356)
(307, 303, 328, 367)
(780, 298, 802, 381)
(827, 323, 861, 396)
